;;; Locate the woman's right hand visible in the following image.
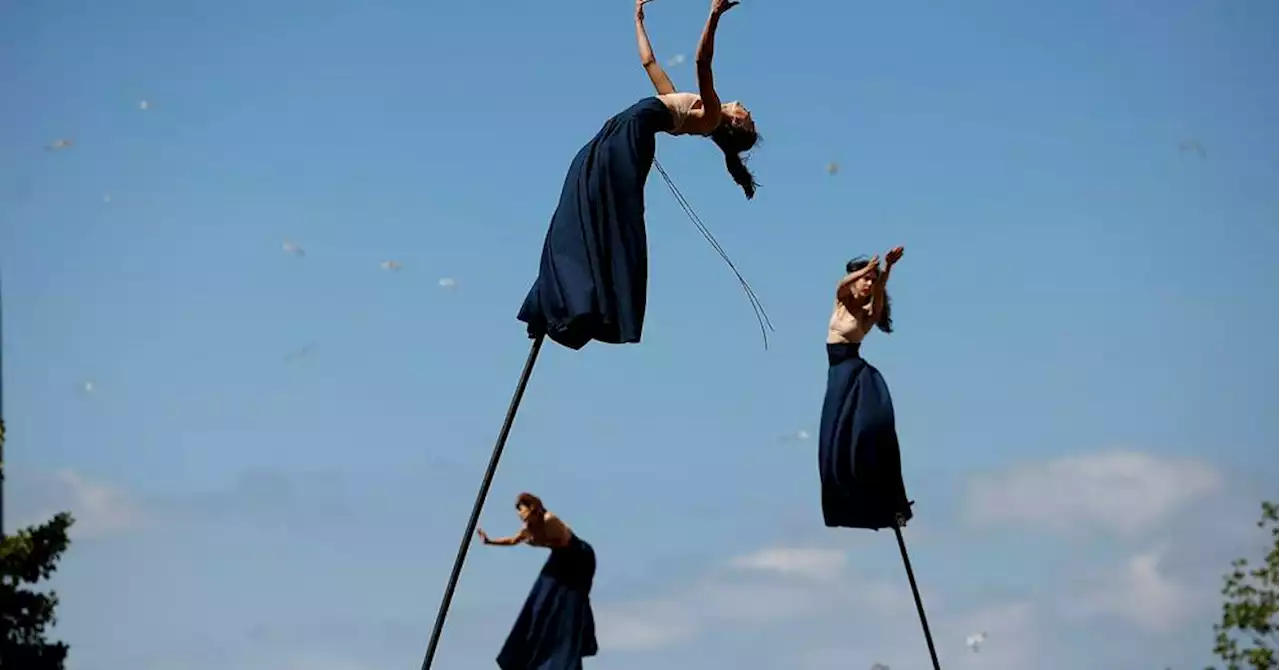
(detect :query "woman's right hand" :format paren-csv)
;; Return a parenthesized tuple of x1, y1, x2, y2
(636, 0, 654, 20)
(476, 528, 489, 544)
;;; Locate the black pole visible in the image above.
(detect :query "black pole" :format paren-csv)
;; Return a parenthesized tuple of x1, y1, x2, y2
(893, 515, 941, 670)
(0, 272, 6, 539)
(418, 333, 546, 670)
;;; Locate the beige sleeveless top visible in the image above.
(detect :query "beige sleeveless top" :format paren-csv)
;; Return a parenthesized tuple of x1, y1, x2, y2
(658, 92, 703, 135)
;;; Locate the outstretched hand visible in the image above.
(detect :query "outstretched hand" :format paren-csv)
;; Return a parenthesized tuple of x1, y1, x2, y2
(885, 246, 905, 267)
(636, 0, 655, 19)
(710, 0, 739, 16)
(475, 528, 489, 544)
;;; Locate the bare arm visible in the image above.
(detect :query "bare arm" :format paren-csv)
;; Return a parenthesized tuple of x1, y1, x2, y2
(867, 266, 892, 321)
(477, 527, 530, 547)
(636, 1, 676, 95)
(868, 247, 903, 322)
(692, 7, 728, 129)
(836, 256, 880, 298)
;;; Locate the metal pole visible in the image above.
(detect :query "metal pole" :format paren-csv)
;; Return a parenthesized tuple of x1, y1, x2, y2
(893, 515, 941, 670)
(1, 272, 7, 539)
(418, 333, 546, 670)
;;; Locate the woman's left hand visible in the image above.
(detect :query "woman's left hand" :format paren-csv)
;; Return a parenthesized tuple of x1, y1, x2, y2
(885, 246, 905, 267)
(710, 0, 739, 16)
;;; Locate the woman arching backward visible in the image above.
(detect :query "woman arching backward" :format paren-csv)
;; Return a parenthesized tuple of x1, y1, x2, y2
(517, 0, 760, 350)
(417, 2, 761, 669)
(818, 246, 943, 670)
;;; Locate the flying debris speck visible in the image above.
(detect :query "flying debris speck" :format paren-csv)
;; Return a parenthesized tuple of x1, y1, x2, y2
(966, 632, 987, 652)
(778, 429, 811, 444)
(438, 277, 457, 289)
(282, 241, 305, 257)
(826, 162, 840, 176)
(667, 54, 687, 67)
(46, 138, 73, 151)
(285, 341, 318, 364)
(139, 100, 150, 110)
(82, 381, 95, 393)
(1177, 139, 1207, 158)
(380, 260, 402, 271)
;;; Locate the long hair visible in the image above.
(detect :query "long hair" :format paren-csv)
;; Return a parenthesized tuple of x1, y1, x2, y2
(711, 121, 760, 200)
(515, 492, 544, 513)
(846, 257, 893, 334)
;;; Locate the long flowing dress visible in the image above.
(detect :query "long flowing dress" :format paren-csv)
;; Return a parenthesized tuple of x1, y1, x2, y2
(496, 535, 598, 670)
(818, 342, 913, 530)
(517, 97, 675, 350)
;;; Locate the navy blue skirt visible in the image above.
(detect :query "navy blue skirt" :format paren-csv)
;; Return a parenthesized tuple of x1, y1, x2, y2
(517, 97, 675, 350)
(497, 535, 598, 670)
(817, 343, 913, 530)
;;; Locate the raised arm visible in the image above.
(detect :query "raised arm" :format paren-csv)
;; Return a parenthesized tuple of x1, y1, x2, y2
(693, 0, 738, 130)
(636, 0, 676, 95)
(868, 247, 904, 323)
(836, 256, 880, 298)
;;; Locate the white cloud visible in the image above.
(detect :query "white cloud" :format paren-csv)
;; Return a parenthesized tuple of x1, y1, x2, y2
(596, 601, 697, 650)
(964, 451, 1221, 536)
(1061, 546, 1198, 633)
(941, 602, 1041, 670)
(729, 547, 847, 581)
(13, 469, 148, 538)
(596, 546, 906, 652)
(798, 600, 1042, 670)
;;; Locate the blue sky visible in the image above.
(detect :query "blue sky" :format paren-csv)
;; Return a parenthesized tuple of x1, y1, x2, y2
(1, 0, 1275, 668)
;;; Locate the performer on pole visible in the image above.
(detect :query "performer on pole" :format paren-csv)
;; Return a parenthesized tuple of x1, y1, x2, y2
(479, 493, 598, 670)
(818, 247, 914, 530)
(818, 248, 943, 668)
(518, 0, 760, 350)
(419, 5, 760, 668)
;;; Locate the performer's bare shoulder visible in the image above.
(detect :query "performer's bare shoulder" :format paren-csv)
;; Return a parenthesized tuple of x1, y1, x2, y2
(828, 296, 873, 344)
(476, 492, 572, 549)
(528, 512, 572, 548)
(828, 258, 880, 344)
(827, 248, 904, 344)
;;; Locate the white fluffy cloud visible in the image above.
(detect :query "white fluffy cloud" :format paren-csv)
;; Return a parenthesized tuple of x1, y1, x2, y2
(802, 601, 1043, 670)
(12, 469, 148, 538)
(963, 451, 1222, 536)
(594, 450, 1245, 668)
(613, 544, 1045, 670)
(1061, 546, 1199, 633)
(728, 547, 847, 581)
(596, 545, 900, 652)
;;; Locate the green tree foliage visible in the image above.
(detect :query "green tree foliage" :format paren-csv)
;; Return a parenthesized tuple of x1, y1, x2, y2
(0, 512, 75, 669)
(1210, 501, 1278, 670)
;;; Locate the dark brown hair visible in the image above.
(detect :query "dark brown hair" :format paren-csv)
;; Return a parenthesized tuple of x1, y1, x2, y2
(711, 121, 760, 200)
(845, 257, 893, 333)
(515, 492, 544, 512)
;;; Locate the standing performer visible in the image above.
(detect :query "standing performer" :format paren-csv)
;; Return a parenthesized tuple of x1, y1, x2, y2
(818, 246, 914, 530)
(479, 493, 598, 670)
(517, 0, 760, 350)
